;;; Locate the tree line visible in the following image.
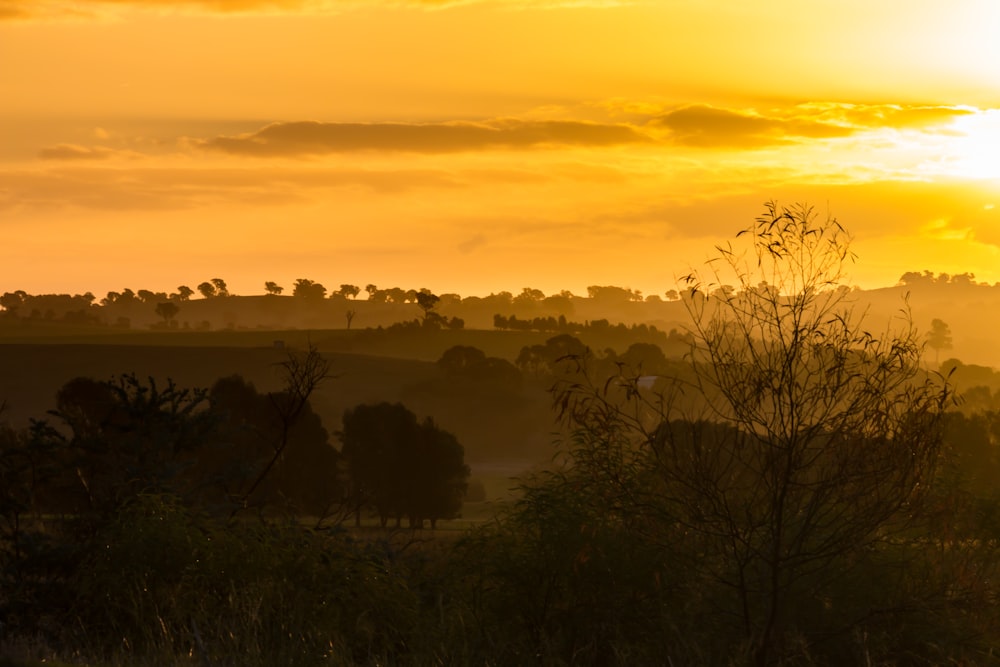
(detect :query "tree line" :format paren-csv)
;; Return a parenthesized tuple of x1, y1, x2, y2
(2, 350, 467, 528)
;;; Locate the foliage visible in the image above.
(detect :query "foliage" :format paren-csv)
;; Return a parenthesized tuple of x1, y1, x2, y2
(43, 373, 215, 521)
(62, 494, 422, 666)
(292, 278, 327, 300)
(153, 301, 179, 325)
(339, 402, 469, 528)
(204, 373, 340, 518)
(545, 202, 958, 664)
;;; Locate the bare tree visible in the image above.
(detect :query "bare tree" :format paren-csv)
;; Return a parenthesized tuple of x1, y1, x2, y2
(554, 202, 953, 665)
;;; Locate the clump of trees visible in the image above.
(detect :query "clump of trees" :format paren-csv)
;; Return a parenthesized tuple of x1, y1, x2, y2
(340, 402, 469, 529)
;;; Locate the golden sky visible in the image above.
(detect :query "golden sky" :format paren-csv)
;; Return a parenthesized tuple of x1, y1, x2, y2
(1, 0, 999, 299)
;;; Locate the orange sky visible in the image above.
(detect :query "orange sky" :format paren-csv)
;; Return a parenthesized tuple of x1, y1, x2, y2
(1, 0, 999, 299)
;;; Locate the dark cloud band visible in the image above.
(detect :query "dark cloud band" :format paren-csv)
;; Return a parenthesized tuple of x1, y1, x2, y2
(199, 119, 650, 156)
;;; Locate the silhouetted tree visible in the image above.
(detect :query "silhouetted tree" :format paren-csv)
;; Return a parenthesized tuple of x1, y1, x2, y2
(438, 346, 487, 375)
(0, 291, 27, 317)
(197, 282, 216, 299)
(136, 289, 160, 304)
(586, 285, 637, 303)
(210, 278, 229, 297)
(416, 292, 440, 320)
(339, 402, 416, 527)
(338, 284, 361, 300)
(44, 374, 215, 519)
(292, 278, 327, 300)
(173, 285, 194, 301)
(339, 402, 467, 528)
(552, 202, 953, 665)
(206, 372, 340, 518)
(383, 287, 407, 304)
(235, 344, 332, 515)
(898, 270, 935, 286)
(928, 318, 953, 366)
(410, 417, 468, 528)
(264, 281, 283, 296)
(154, 302, 180, 326)
(514, 287, 545, 305)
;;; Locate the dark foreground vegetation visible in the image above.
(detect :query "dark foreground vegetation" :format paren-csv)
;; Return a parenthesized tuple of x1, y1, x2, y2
(5, 204, 1000, 665)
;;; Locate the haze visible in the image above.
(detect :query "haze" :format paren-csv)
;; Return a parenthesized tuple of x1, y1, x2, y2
(2, 0, 999, 298)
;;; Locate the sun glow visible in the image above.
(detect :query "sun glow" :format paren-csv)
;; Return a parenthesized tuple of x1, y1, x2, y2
(931, 110, 1000, 181)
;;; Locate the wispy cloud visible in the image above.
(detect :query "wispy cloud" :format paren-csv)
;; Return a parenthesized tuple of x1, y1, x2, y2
(0, 165, 470, 211)
(38, 144, 140, 160)
(0, 0, 636, 21)
(645, 103, 976, 149)
(803, 103, 976, 130)
(198, 119, 649, 156)
(650, 105, 854, 148)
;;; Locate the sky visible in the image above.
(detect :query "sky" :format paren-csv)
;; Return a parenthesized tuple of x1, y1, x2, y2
(1, 0, 999, 300)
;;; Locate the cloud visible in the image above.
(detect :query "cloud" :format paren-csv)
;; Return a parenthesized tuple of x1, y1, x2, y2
(650, 105, 855, 148)
(804, 103, 976, 131)
(0, 165, 470, 212)
(457, 233, 488, 253)
(0, 0, 315, 20)
(645, 103, 982, 149)
(0, 0, 634, 20)
(198, 119, 650, 156)
(38, 144, 137, 160)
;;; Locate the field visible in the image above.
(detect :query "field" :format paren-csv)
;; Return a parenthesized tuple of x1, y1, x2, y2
(0, 328, 561, 504)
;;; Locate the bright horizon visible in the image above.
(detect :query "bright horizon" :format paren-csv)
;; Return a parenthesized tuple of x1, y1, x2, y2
(2, 0, 999, 300)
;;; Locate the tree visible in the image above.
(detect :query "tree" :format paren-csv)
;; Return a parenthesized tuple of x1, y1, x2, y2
(210, 278, 229, 297)
(338, 402, 468, 528)
(437, 345, 487, 375)
(586, 285, 635, 303)
(174, 285, 194, 301)
(154, 301, 180, 326)
(264, 281, 283, 296)
(44, 374, 215, 517)
(383, 287, 406, 304)
(338, 284, 360, 300)
(197, 282, 216, 299)
(410, 417, 468, 529)
(514, 287, 545, 305)
(235, 344, 332, 515)
(927, 318, 953, 367)
(292, 278, 327, 300)
(136, 289, 159, 304)
(415, 292, 440, 320)
(551, 202, 953, 664)
(0, 291, 27, 316)
(205, 372, 340, 518)
(339, 402, 417, 527)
